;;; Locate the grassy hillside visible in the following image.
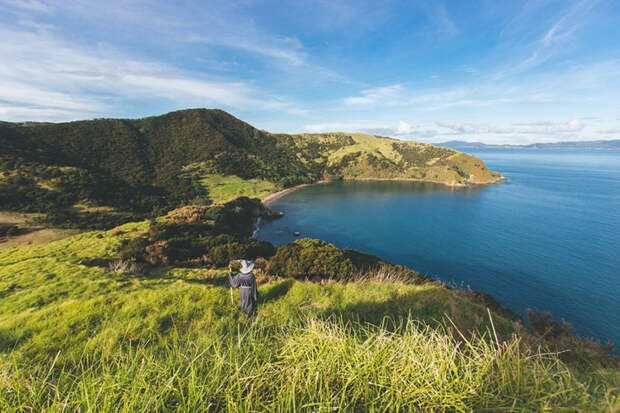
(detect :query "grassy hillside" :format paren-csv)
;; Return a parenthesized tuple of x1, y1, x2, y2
(0, 200, 617, 411)
(1, 109, 501, 229)
(290, 132, 501, 184)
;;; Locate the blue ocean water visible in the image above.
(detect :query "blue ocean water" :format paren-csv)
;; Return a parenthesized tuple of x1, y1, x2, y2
(256, 149, 620, 347)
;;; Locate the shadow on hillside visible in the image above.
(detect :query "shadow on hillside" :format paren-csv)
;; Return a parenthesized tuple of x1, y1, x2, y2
(137, 272, 231, 288)
(260, 279, 295, 303)
(200, 275, 231, 287)
(316, 288, 514, 339)
(315, 289, 471, 333)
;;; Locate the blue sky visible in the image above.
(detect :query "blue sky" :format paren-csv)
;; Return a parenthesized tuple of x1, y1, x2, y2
(1, 0, 620, 144)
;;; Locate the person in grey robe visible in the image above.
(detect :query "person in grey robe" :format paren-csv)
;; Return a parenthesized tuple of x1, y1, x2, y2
(228, 260, 258, 317)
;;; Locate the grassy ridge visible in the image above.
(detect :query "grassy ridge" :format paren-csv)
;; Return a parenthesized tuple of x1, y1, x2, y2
(0, 221, 618, 411)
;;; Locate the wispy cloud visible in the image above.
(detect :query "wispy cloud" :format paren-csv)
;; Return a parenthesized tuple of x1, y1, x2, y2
(303, 122, 363, 133)
(343, 84, 404, 105)
(418, 1, 458, 35)
(304, 120, 438, 139)
(436, 119, 585, 135)
(187, 35, 306, 66)
(0, 0, 52, 12)
(542, 0, 598, 46)
(0, 105, 86, 121)
(0, 26, 296, 121)
(500, 0, 601, 75)
(342, 84, 552, 111)
(341, 56, 620, 116)
(597, 127, 620, 134)
(0, 0, 617, 145)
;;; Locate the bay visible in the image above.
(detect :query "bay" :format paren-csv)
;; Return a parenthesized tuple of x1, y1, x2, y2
(256, 149, 620, 348)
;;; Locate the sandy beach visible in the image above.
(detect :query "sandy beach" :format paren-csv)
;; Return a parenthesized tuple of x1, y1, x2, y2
(261, 176, 504, 205)
(261, 181, 328, 205)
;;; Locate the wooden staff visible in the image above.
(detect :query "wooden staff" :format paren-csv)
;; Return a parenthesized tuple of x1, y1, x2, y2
(228, 263, 234, 305)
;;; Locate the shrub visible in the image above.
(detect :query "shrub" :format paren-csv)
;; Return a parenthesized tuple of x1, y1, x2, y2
(119, 237, 149, 261)
(527, 309, 573, 339)
(267, 239, 376, 279)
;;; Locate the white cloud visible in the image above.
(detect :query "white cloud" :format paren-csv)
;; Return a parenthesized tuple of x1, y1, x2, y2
(499, 0, 601, 75)
(418, 1, 458, 36)
(0, 26, 297, 121)
(303, 122, 362, 133)
(16, 18, 55, 32)
(303, 120, 437, 140)
(436, 119, 586, 136)
(514, 120, 585, 134)
(396, 120, 415, 135)
(0, 82, 107, 112)
(187, 35, 306, 66)
(597, 127, 620, 134)
(120, 75, 260, 108)
(0, 0, 52, 12)
(344, 84, 403, 105)
(542, 0, 597, 47)
(343, 84, 553, 110)
(0, 105, 83, 121)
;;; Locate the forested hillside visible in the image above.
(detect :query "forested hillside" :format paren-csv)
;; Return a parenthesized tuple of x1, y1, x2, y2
(1, 109, 501, 229)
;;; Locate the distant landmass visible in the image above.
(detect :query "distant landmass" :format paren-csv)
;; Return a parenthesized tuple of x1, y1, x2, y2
(436, 139, 620, 150)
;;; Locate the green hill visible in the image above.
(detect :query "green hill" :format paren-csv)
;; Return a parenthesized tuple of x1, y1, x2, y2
(1, 109, 501, 230)
(0, 199, 617, 411)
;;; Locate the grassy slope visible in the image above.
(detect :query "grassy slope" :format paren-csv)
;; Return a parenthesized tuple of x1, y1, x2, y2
(0, 225, 618, 411)
(201, 175, 279, 203)
(180, 162, 281, 203)
(298, 132, 502, 185)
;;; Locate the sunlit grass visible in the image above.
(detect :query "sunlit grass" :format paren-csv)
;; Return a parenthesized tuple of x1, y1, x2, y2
(0, 225, 618, 411)
(1, 317, 617, 411)
(202, 174, 280, 203)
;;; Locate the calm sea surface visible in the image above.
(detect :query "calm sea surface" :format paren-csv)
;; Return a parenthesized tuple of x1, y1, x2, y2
(256, 149, 620, 347)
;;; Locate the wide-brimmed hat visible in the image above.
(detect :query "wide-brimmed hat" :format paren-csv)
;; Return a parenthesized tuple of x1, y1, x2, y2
(239, 260, 254, 273)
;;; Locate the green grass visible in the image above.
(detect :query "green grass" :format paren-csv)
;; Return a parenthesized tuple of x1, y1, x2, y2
(180, 162, 282, 202)
(0, 225, 618, 411)
(199, 174, 280, 203)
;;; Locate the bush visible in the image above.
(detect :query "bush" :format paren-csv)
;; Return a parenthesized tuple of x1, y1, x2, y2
(527, 309, 573, 339)
(119, 237, 149, 261)
(267, 239, 371, 279)
(120, 199, 277, 267)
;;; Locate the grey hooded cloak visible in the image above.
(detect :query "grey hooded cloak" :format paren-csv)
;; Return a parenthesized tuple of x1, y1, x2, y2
(228, 270, 258, 316)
